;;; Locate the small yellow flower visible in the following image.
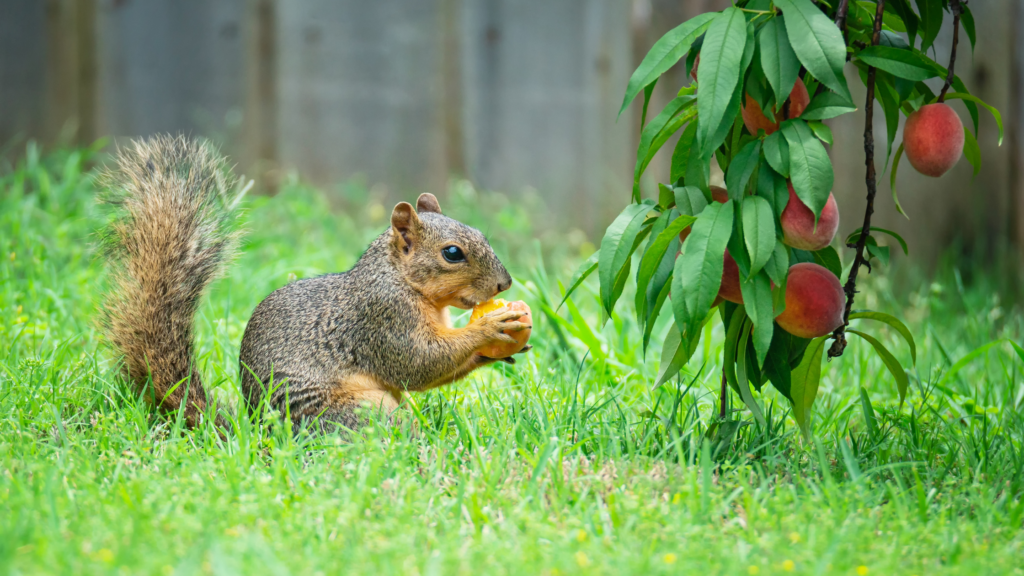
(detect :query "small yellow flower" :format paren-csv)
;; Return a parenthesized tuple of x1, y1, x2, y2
(788, 531, 801, 543)
(576, 529, 587, 542)
(9, 252, 15, 261)
(95, 548, 114, 563)
(663, 553, 677, 564)
(225, 527, 240, 537)
(575, 551, 591, 567)
(782, 559, 795, 572)
(857, 566, 869, 576)
(672, 493, 682, 504)
(748, 566, 760, 575)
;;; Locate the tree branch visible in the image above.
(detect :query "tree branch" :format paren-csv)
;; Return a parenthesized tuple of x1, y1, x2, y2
(938, 0, 963, 102)
(828, 0, 886, 360)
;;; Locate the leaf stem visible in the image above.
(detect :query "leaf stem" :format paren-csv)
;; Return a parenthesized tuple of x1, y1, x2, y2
(828, 0, 885, 360)
(719, 371, 728, 419)
(938, 0, 962, 103)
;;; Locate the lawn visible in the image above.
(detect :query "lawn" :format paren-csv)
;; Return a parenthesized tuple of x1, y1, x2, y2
(1, 144, 1022, 575)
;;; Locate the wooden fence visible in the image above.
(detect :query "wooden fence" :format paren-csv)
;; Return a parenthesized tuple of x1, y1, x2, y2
(1, 0, 1021, 265)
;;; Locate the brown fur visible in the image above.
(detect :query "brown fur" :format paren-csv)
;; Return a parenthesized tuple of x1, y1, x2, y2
(99, 135, 246, 428)
(99, 136, 527, 435)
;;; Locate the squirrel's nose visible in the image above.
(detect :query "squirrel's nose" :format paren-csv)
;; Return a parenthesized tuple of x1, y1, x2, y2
(497, 275, 512, 294)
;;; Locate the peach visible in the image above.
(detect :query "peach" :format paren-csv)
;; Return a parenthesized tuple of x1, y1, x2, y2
(678, 185, 729, 244)
(470, 299, 532, 358)
(780, 181, 839, 251)
(903, 103, 964, 177)
(741, 79, 810, 136)
(775, 263, 845, 339)
(718, 250, 743, 304)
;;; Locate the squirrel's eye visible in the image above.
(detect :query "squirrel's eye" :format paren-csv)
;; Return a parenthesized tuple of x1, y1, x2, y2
(442, 245, 466, 263)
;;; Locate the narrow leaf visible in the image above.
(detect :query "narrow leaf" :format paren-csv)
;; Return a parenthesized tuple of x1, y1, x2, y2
(672, 201, 734, 341)
(742, 196, 775, 278)
(775, 0, 851, 100)
(763, 131, 790, 177)
(849, 310, 917, 365)
(790, 336, 828, 439)
(856, 46, 939, 81)
(890, 143, 909, 219)
(915, 0, 941, 54)
(739, 270, 774, 367)
(636, 214, 696, 320)
(619, 13, 716, 118)
(670, 122, 699, 184)
(697, 8, 750, 153)
(759, 17, 800, 107)
(725, 140, 762, 201)
(963, 127, 981, 176)
(807, 121, 833, 146)
(598, 202, 653, 314)
(960, 5, 976, 52)
(801, 92, 857, 121)
(781, 120, 834, 220)
(848, 329, 910, 405)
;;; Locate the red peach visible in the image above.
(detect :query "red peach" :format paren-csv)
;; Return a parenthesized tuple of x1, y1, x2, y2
(741, 79, 810, 136)
(780, 181, 839, 251)
(903, 103, 964, 177)
(719, 249, 743, 304)
(775, 263, 845, 339)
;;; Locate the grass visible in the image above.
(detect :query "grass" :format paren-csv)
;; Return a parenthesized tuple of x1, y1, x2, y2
(1, 143, 1023, 575)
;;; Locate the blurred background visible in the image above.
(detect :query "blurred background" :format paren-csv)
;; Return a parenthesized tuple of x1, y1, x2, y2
(1, 0, 1021, 281)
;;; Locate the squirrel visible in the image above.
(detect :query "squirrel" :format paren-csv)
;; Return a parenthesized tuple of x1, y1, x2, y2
(100, 135, 530, 433)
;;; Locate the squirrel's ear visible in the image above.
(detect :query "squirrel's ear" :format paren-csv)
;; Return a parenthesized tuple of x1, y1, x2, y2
(416, 193, 442, 214)
(391, 202, 421, 253)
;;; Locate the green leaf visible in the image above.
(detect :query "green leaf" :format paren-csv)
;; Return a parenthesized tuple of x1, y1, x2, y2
(706, 86, 745, 162)
(697, 8, 750, 153)
(872, 70, 901, 170)
(801, 92, 857, 121)
(763, 131, 790, 177)
(644, 278, 673, 352)
(963, 127, 981, 176)
(866, 238, 891, 267)
(685, 129, 711, 190)
(807, 121, 832, 146)
(559, 251, 598, 309)
(598, 202, 653, 314)
(937, 339, 1015, 389)
(656, 322, 701, 387)
(960, 5, 976, 52)
(634, 96, 697, 200)
(635, 213, 696, 322)
(725, 140, 762, 201)
(849, 310, 917, 365)
(636, 208, 674, 324)
(756, 159, 790, 222)
(672, 201, 734, 341)
(941, 92, 1003, 146)
(764, 241, 789, 288)
(763, 325, 795, 400)
(812, 246, 842, 278)
(774, 0, 851, 100)
(848, 329, 910, 405)
(880, 30, 910, 50)
(781, 120, 834, 220)
(856, 46, 939, 81)
(670, 122, 699, 184)
(790, 336, 828, 439)
(675, 185, 708, 216)
(758, 17, 800, 108)
(915, 0, 941, 54)
(859, 387, 880, 440)
(734, 320, 768, 428)
(619, 13, 716, 118)
(845, 226, 909, 255)
(739, 270, 774, 367)
(885, 0, 919, 48)
(742, 196, 775, 278)
(890, 143, 909, 219)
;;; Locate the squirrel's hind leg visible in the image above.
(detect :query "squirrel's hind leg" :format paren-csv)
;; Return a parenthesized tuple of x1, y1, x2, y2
(295, 375, 402, 435)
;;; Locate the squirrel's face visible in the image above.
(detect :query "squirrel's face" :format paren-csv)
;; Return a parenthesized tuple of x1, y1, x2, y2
(391, 194, 512, 309)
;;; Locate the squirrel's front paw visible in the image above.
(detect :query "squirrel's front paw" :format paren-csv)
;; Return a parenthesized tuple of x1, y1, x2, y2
(476, 309, 529, 344)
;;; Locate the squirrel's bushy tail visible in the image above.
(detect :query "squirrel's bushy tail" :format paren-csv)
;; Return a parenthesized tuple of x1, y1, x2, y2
(100, 135, 247, 428)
